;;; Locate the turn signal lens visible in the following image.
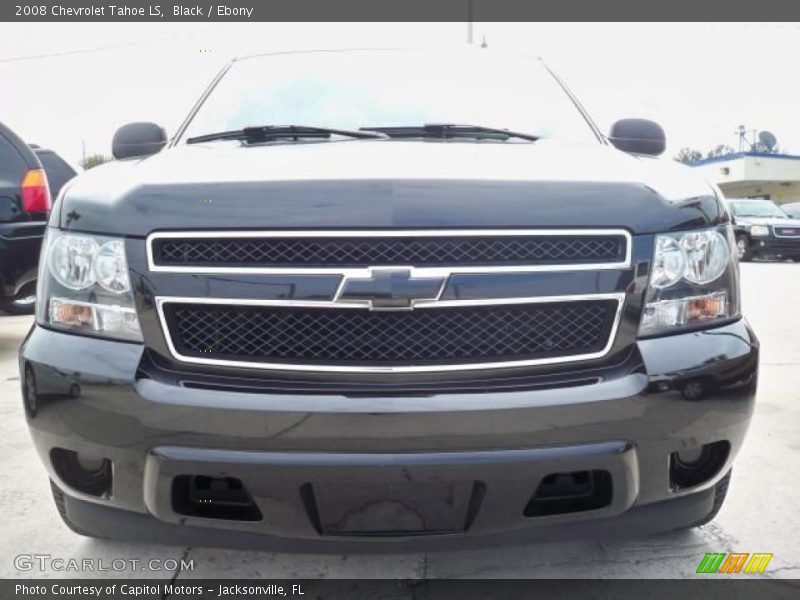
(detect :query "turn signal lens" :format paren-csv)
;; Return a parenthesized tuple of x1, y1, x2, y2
(49, 297, 141, 340)
(639, 292, 729, 335)
(685, 293, 727, 321)
(21, 169, 51, 213)
(51, 301, 93, 327)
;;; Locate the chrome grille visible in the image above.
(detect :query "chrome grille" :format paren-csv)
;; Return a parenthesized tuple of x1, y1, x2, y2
(162, 299, 618, 370)
(150, 231, 628, 269)
(774, 226, 800, 238)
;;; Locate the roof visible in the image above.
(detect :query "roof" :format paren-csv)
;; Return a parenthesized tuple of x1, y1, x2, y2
(691, 151, 800, 166)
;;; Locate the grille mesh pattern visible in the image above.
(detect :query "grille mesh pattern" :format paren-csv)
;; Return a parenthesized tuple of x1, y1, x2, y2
(154, 235, 626, 268)
(167, 300, 617, 367)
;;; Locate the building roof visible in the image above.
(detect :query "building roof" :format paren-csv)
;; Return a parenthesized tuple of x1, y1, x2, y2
(691, 151, 800, 166)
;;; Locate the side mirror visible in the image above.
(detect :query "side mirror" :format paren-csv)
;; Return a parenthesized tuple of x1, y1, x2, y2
(112, 122, 167, 159)
(608, 118, 666, 156)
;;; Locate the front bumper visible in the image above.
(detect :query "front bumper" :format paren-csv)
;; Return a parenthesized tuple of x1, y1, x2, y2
(749, 234, 800, 258)
(19, 319, 758, 551)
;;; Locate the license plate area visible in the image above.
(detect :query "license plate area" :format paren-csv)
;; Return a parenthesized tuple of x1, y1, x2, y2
(305, 480, 483, 536)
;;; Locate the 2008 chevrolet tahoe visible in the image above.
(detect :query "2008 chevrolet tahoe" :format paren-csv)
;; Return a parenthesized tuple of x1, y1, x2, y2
(19, 49, 758, 551)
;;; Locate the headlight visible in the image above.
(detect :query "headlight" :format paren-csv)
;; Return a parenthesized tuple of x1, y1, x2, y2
(37, 230, 142, 342)
(679, 230, 729, 284)
(749, 225, 770, 237)
(650, 236, 685, 289)
(49, 235, 99, 290)
(94, 240, 132, 293)
(639, 226, 739, 337)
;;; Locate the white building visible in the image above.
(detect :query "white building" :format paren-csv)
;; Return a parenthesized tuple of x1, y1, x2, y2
(691, 152, 800, 205)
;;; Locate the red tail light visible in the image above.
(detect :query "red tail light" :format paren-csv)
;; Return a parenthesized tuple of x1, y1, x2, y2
(21, 169, 51, 213)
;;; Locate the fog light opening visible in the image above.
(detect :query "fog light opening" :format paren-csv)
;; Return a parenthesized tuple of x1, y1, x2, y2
(670, 441, 730, 490)
(172, 475, 262, 521)
(524, 470, 612, 518)
(675, 447, 705, 465)
(50, 448, 112, 497)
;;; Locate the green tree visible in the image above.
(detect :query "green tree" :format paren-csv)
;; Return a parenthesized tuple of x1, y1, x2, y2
(81, 153, 112, 170)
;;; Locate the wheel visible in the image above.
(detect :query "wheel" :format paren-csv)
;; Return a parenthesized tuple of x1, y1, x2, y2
(1, 282, 36, 315)
(49, 480, 101, 538)
(685, 469, 732, 529)
(735, 236, 751, 262)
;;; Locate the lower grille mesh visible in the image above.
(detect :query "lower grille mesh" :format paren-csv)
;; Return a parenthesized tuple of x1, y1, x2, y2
(165, 300, 618, 368)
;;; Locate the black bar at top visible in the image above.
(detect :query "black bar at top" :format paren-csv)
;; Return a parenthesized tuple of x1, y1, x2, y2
(3, 0, 800, 22)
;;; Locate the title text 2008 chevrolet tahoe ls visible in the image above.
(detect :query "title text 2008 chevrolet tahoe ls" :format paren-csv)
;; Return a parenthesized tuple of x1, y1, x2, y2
(19, 49, 757, 551)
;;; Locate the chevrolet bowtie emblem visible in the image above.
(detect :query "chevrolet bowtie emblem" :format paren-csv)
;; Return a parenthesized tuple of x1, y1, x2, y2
(336, 268, 446, 310)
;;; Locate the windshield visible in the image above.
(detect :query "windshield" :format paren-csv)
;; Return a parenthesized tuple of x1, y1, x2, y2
(179, 49, 598, 144)
(729, 199, 789, 219)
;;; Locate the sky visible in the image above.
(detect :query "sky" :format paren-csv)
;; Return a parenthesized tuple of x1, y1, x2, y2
(1, 22, 798, 166)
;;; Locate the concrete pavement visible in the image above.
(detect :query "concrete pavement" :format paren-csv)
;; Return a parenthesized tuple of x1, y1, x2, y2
(1, 263, 798, 579)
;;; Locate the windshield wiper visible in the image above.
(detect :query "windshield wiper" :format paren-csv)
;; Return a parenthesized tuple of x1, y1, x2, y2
(359, 123, 540, 142)
(186, 125, 386, 144)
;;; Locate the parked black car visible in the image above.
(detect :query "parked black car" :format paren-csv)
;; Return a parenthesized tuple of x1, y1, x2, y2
(19, 49, 758, 551)
(728, 198, 800, 261)
(0, 123, 65, 314)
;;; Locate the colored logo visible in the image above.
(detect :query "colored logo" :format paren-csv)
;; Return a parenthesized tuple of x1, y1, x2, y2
(696, 552, 773, 574)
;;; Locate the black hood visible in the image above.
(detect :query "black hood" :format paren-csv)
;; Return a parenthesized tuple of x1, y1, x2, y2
(53, 139, 725, 236)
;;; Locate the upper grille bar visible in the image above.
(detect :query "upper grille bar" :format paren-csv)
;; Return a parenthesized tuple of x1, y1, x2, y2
(147, 229, 632, 274)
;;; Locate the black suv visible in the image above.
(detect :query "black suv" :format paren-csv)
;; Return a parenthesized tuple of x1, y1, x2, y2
(728, 197, 800, 261)
(0, 123, 66, 314)
(19, 49, 758, 551)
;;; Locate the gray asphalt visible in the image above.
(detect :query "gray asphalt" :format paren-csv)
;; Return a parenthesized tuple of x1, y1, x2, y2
(1, 262, 798, 579)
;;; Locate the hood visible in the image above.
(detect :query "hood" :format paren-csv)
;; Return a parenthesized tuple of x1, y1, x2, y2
(56, 139, 724, 236)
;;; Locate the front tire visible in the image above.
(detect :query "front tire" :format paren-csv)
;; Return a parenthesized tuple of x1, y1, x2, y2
(1, 282, 36, 315)
(735, 235, 752, 262)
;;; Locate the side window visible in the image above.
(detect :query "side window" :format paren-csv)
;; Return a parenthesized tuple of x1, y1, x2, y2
(36, 151, 77, 198)
(0, 134, 27, 221)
